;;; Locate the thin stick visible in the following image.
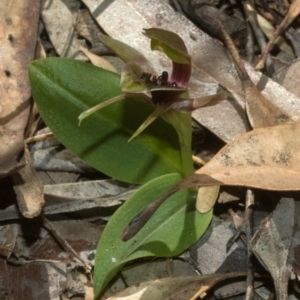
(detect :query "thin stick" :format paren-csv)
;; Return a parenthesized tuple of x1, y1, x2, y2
(25, 132, 54, 144)
(244, 1, 275, 77)
(255, 0, 300, 70)
(245, 189, 255, 300)
(42, 216, 92, 272)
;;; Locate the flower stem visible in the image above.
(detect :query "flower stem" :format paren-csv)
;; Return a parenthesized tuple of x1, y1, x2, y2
(162, 110, 194, 177)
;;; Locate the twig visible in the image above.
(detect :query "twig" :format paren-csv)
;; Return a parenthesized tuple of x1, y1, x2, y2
(61, 13, 77, 57)
(42, 216, 92, 272)
(25, 132, 54, 143)
(192, 155, 206, 166)
(255, 0, 300, 70)
(244, 1, 275, 77)
(245, 189, 255, 300)
(171, 0, 183, 13)
(245, 22, 254, 64)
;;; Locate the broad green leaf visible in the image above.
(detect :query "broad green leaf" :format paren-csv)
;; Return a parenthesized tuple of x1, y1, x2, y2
(93, 173, 212, 298)
(29, 58, 183, 184)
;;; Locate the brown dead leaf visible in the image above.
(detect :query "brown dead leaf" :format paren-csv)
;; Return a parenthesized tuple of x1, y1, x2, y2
(0, 0, 40, 177)
(12, 145, 44, 218)
(191, 122, 300, 190)
(105, 273, 246, 300)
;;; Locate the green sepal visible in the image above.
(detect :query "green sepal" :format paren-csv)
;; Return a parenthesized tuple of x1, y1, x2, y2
(143, 28, 191, 65)
(98, 32, 155, 74)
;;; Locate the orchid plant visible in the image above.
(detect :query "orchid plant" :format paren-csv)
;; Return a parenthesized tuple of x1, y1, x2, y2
(28, 28, 225, 299)
(79, 28, 225, 177)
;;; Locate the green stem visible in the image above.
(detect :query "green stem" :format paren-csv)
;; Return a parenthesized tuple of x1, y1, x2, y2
(162, 110, 194, 177)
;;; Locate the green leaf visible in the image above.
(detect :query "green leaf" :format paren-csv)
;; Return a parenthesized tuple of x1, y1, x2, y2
(29, 58, 183, 184)
(93, 173, 212, 298)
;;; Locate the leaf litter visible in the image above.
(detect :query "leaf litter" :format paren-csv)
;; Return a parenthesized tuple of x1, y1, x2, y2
(4, 0, 300, 299)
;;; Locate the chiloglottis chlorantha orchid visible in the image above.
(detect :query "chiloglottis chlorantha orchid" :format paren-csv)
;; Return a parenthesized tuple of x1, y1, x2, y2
(78, 28, 226, 176)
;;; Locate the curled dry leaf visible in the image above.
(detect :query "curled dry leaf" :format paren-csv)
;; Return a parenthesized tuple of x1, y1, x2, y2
(0, 0, 39, 177)
(106, 273, 246, 300)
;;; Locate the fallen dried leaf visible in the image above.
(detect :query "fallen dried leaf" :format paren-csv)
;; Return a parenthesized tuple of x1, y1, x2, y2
(0, 0, 40, 177)
(192, 122, 300, 190)
(106, 273, 246, 300)
(44, 179, 131, 202)
(12, 145, 44, 218)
